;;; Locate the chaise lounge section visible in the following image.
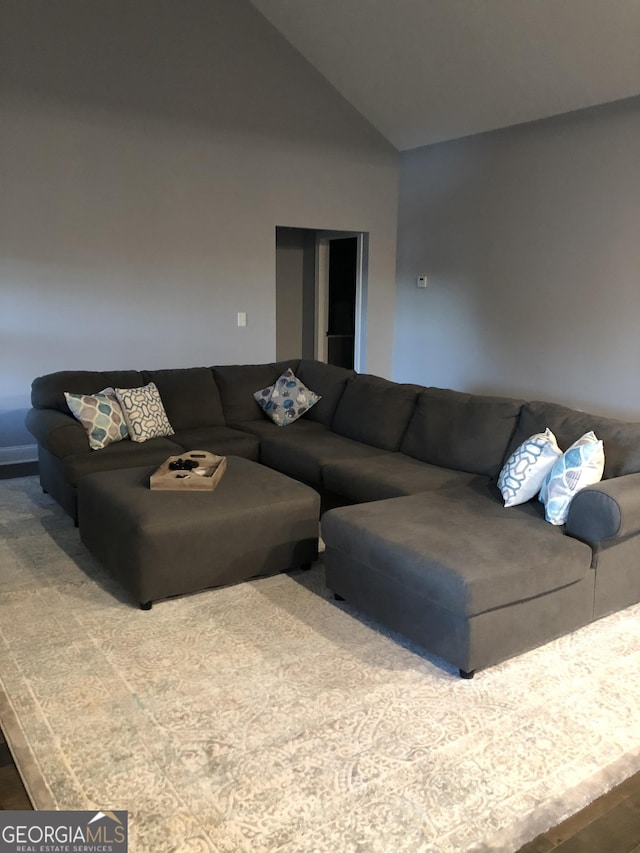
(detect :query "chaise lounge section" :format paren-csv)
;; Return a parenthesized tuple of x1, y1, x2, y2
(322, 482, 595, 678)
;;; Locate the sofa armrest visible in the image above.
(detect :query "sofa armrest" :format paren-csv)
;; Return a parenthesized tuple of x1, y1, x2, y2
(565, 473, 640, 545)
(25, 408, 89, 458)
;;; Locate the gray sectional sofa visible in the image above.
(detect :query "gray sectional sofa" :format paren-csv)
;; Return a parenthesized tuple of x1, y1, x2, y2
(26, 359, 640, 676)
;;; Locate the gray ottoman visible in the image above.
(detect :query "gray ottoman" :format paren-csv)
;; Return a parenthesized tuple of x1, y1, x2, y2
(78, 456, 320, 608)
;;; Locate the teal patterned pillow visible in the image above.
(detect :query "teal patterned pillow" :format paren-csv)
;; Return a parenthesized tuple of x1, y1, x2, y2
(115, 382, 175, 443)
(497, 428, 562, 507)
(64, 387, 129, 451)
(539, 431, 605, 525)
(254, 369, 321, 427)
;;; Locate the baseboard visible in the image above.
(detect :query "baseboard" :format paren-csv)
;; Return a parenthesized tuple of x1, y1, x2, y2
(0, 444, 38, 466)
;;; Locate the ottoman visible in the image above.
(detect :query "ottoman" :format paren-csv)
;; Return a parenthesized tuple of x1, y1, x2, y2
(78, 456, 320, 608)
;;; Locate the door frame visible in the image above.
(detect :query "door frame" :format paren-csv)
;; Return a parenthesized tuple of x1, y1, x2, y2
(315, 238, 330, 364)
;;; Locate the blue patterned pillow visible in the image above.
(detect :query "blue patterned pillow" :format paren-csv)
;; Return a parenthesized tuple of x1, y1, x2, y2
(65, 387, 129, 451)
(497, 428, 562, 507)
(539, 431, 605, 525)
(254, 369, 320, 427)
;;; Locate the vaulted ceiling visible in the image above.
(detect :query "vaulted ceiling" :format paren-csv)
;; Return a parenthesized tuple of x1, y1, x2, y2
(251, 0, 640, 150)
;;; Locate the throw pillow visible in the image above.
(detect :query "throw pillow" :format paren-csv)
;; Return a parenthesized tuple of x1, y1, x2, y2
(539, 431, 605, 525)
(115, 382, 175, 443)
(497, 428, 562, 507)
(64, 387, 129, 451)
(253, 368, 321, 427)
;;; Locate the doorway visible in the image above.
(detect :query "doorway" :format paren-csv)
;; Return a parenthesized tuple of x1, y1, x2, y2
(275, 227, 367, 371)
(322, 237, 357, 369)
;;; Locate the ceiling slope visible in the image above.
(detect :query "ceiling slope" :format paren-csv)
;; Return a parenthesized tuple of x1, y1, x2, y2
(251, 0, 640, 150)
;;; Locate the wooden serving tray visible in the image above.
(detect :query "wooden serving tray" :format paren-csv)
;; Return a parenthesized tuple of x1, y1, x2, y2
(149, 451, 227, 491)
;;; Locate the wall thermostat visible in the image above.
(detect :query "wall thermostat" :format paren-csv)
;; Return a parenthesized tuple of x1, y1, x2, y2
(417, 276, 428, 288)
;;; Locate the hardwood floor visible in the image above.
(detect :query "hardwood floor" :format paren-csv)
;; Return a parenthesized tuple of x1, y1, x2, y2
(518, 770, 640, 852)
(0, 731, 31, 810)
(1, 728, 639, 848)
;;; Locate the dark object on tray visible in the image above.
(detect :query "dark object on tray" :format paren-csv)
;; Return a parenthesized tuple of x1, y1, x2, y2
(169, 458, 199, 471)
(150, 451, 226, 491)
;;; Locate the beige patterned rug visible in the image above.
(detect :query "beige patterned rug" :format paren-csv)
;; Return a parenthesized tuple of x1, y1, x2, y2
(1, 476, 640, 852)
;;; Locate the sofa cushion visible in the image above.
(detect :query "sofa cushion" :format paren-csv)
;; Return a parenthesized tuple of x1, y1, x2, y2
(142, 368, 225, 430)
(170, 426, 259, 461)
(331, 374, 421, 451)
(323, 454, 481, 504)
(115, 382, 175, 443)
(401, 388, 524, 479)
(507, 401, 640, 480)
(296, 360, 354, 427)
(259, 428, 386, 487)
(213, 360, 299, 423)
(254, 368, 320, 426)
(322, 484, 592, 618)
(64, 388, 129, 451)
(31, 370, 144, 413)
(232, 418, 328, 441)
(497, 428, 562, 507)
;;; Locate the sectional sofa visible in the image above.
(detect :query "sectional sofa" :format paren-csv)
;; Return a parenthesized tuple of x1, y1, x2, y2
(26, 359, 640, 676)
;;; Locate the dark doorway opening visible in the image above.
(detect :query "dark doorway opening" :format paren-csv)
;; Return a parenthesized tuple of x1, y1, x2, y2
(327, 237, 357, 369)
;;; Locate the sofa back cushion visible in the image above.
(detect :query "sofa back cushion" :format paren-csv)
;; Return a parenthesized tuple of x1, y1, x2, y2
(331, 374, 421, 451)
(401, 388, 524, 478)
(32, 371, 144, 413)
(142, 368, 224, 430)
(295, 360, 355, 427)
(213, 360, 299, 423)
(507, 401, 640, 479)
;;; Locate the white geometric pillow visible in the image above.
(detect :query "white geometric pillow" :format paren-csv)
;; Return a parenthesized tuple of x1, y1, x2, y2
(64, 387, 129, 451)
(539, 431, 605, 525)
(115, 382, 174, 443)
(253, 368, 321, 427)
(497, 428, 562, 507)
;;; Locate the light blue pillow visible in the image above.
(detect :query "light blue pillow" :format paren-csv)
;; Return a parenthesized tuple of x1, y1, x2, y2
(254, 369, 321, 427)
(65, 387, 129, 451)
(539, 431, 605, 525)
(497, 428, 562, 507)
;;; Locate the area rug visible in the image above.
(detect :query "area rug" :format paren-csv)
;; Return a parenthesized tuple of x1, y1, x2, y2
(1, 476, 640, 852)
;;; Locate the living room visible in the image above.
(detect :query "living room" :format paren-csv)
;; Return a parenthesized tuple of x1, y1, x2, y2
(2, 1, 640, 851)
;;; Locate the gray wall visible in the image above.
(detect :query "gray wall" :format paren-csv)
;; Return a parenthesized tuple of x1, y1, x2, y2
(394, 96, 640, 419)
(275, 227, 316, 361)
(0, 0, 398, 458)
